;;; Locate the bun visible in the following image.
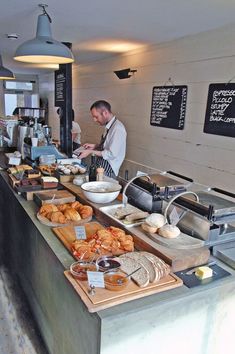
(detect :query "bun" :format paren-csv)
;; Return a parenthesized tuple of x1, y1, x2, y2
(64, 208, 81, 221)
(158, 224, 180, 238)
(141, 222, 158, 234)
(145, 213, 166, 228)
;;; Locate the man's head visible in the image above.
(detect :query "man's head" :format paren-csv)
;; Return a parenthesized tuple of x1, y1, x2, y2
(90, 100, 113, 126)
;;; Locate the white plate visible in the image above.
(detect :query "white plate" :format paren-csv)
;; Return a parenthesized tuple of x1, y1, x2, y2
(99, 203, 147, 228)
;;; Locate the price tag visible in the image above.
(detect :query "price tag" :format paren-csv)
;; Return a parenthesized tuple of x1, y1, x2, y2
(169, 207, 180, 226)
(74, 226, 86, 240)
(87, 271, 105, 288)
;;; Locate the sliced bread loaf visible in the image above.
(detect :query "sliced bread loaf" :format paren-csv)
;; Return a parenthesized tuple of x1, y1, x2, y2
(118, 256, 149, 287)
(120, 252, 157, 283)
(141, 252, 171, 279)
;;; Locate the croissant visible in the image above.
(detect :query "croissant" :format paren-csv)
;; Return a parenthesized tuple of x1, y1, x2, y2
(49, 211, 67, 224)
(57, 203, 71, 212)
(39, 203, 58, 216)
(70, 201, 83, 211)
(79, 205, 93, 219)
(64, 208, 81, 221)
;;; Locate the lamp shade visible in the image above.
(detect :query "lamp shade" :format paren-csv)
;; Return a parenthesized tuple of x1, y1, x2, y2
(14, 13, 74, 64)
(0, 55, 15, 80)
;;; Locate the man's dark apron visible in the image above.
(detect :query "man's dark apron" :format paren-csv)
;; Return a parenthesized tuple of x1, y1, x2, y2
(96, 118, 117, 178)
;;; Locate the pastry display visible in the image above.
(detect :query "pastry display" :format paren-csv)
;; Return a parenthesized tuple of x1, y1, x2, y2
(38, 201, 93, 224)
(57, 163, 87, 175)
(38, 164, 57, 176)
(71, 226, 134, 261)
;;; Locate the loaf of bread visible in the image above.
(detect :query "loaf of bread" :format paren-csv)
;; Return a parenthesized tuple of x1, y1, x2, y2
(120, 252, 158, 282)
(141, 252, 171, 278)
(119, 256, 150, 287)
(64, 208, 81, 221)
(158, 224, 180, 238)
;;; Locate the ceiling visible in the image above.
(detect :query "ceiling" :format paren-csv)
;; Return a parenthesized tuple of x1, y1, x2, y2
(1, 0, 235, 75)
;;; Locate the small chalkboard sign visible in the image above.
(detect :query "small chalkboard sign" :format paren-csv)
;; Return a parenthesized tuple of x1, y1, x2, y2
(150, 85, 187, 130)
(204, 83, 235, 138)
(55, 68, 66, 106)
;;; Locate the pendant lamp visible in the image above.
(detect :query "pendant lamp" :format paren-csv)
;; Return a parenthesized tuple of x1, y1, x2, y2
(0, 55, 15, 80)
(14, 4, 74, 64)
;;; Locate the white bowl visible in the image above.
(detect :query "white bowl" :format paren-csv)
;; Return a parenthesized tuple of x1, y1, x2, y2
(81, 181, 121, 204)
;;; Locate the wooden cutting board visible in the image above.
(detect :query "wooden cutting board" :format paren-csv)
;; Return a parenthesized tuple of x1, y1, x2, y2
(33, 189, 76, 206)
(52, 222, 104, 252)
(64, 270, 183, 313)
(147, 231, 205, 249)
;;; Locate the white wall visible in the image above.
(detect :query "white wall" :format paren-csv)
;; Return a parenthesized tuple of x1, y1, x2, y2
(39, 24, 235, 192)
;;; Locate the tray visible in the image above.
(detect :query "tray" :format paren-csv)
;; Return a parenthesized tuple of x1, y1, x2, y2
(52, 221, 103, 250)
(33, 189, 76, 206)
(37, 212, 92, 227)
(99, 203, 147, 228)
(64, 270, 183, 312)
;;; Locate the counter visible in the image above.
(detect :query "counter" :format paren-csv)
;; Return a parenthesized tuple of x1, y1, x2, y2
(0, 170, 235, 354)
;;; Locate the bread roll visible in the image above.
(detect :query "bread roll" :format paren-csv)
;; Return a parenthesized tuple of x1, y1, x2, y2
(141, 222, 158, 234)
(145, 213, 166, 228)
(158, 224, 180, 238)
(64, 208, 81, 221)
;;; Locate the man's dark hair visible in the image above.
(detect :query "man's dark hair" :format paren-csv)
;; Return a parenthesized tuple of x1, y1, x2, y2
(90, 100, 111, 112)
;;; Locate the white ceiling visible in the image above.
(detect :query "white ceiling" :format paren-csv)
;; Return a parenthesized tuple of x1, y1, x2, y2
(1, 0, 235, 75)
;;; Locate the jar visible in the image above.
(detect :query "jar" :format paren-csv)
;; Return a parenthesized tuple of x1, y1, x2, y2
(96, 167, 104, 181)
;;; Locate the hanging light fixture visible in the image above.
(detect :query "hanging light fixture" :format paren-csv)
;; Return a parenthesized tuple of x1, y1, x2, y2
(0, 55, 15, 80)
(14, 4, 74, 64)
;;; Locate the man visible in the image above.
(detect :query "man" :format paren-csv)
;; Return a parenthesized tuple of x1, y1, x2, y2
(77, 100, 127, 178)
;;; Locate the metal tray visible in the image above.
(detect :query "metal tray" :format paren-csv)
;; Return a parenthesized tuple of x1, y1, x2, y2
(99, 203, 147, 228)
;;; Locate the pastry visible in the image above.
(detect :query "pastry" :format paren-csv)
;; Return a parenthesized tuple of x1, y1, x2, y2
(64, 208, 81, 221)
(49, 211, 67, 224)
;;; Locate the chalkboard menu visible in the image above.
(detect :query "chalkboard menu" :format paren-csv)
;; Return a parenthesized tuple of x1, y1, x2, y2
(55, 68, 66, 106)
(204, 83, 235, 138)
(150, 85, 187, 130)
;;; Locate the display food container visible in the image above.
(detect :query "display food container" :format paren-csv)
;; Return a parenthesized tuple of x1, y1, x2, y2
(70, 261, 98, 281)
(104, 269, 129, 291)
(81, 181, 121, 204)
(96, 256, 121, 272)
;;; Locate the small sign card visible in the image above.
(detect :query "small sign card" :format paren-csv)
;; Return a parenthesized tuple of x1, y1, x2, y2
(87, 271, 105, 288)
(74, 226, 86, 240)
(169, 207, 180, 226)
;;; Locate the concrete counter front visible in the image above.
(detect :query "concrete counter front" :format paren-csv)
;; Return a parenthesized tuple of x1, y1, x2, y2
(0, 172, 235, 354)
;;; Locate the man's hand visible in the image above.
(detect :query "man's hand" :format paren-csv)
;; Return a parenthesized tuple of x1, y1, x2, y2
(83, 143, 96, 149)
(78, 149, 93, 159)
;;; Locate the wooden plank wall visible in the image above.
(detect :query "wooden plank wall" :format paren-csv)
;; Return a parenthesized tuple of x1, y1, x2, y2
(39, 24, 235, 191)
